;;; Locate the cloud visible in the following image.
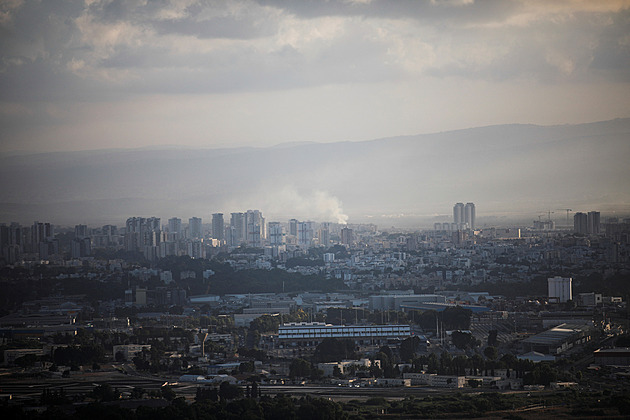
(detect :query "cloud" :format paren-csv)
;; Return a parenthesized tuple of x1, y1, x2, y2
(1, 0, 630, 153)
(3, 0, 629, 100)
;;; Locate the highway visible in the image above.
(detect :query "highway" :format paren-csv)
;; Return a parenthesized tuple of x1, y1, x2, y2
(0, 370, 167, 403)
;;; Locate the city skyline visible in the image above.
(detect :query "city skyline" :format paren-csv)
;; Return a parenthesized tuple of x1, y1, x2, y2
(1, 2, 630, 228)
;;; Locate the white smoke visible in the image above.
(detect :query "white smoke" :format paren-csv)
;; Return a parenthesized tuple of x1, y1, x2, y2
(259, 186, 349, 224)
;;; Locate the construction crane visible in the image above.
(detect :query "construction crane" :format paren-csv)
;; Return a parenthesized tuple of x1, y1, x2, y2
(545, 210, 554, 221)
(557, 208, 572, 225)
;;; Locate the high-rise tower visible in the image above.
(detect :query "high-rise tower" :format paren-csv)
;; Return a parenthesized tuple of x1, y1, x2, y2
(212, 213, 224, 240)
(574, 212, 588, 234)
(245, 210, 265, 248)
(230, 213, 246, 246)
(587, 211, 600, 234)
(453, 203, 464, 225)
(268, 222, 285, 246)
(189, 217, 203, 239)
(168, 217, 182, 239)
(465, 202, 476, 230)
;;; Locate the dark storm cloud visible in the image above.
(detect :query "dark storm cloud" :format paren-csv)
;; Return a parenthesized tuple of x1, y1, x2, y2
(1, 0, 628, 101)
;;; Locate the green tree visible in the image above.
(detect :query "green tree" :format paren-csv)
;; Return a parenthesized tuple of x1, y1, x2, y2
(441, 306, 472, 330)
(131, 387, 145, 399)
(161, 385, 176, 401)
(289, 358, 313, 378)
(451, 331, 476, 350)
(399, 336, 421, 362)
(484, 346, 498, 361)
(91, 384, 120, 402)
(487, 329, 498, 347)
(219, 381, 243, 401)
(297, 396, 347, 420)
(239, 361, 255, 373)
(313, 338, 356, 363)
(251, 380, 259, 399)
(14, 353, 38, 368)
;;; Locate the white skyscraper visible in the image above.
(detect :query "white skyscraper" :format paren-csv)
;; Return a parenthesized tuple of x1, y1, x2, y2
(297, 221, 314, 248)
(465, 202, 476, 230)
(453, 203, 464, 225)
(548, 276, 572, 303)
(245, 209, 265, 248)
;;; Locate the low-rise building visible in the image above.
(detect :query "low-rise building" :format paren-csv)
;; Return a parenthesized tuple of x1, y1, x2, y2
(594, 348, 630, 366)
(278, 322, 411, 347)
(376, 378, 411, 387)
(430, 375, 466, 388)
(3, 348, 44, 366)
(112, 344, 151, 361)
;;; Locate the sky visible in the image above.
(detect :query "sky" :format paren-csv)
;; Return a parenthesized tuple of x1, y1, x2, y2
(1, 0, 630, 154)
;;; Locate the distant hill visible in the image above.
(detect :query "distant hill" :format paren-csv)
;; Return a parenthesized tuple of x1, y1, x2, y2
(1, 118, 629, 226)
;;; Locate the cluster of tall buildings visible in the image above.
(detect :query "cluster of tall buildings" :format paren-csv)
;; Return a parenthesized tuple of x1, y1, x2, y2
(0, 221, 58, 262)
(119, 211, 346, 261)
(574, 211, 600, 235)
(224, 210, 266, 248)
(453, 202, 475, 230)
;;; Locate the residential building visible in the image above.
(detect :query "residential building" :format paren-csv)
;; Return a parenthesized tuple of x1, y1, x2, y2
(212, 213, 224, 241)
(341, 227, 354, 246)
(548, 276, 572, 303)
(189, 217, 203, 239)
(588, 211, 600, 234)
(268, 222, 285, 246)
(453, 203, 464, 225)
(465, 202, 476, 229)
(574, 212, 588, 234)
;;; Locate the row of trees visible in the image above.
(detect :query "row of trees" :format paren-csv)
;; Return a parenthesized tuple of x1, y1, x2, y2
(302, 337, 559, 385)
(14, 389, 630, 419)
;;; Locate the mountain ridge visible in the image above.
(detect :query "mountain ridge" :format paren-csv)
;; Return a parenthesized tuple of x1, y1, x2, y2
(1, 118, 629, 226)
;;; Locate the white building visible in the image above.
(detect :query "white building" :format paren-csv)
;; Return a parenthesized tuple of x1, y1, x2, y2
(113, 344, 151, 361)
(278, 322, 411, 346)
(369, 294, 446, 311)
(453, 203, 464, 225)
(268, 222, 285, 246)
(376, 378, 411, 387)
(465, 202, 476, 230)
(548, 276, 572, 303)
(297, 221, 315, 248)
(402, 372, 466, 388)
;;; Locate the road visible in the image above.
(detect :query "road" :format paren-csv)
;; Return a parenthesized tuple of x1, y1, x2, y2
(0, 370, 166, 403)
